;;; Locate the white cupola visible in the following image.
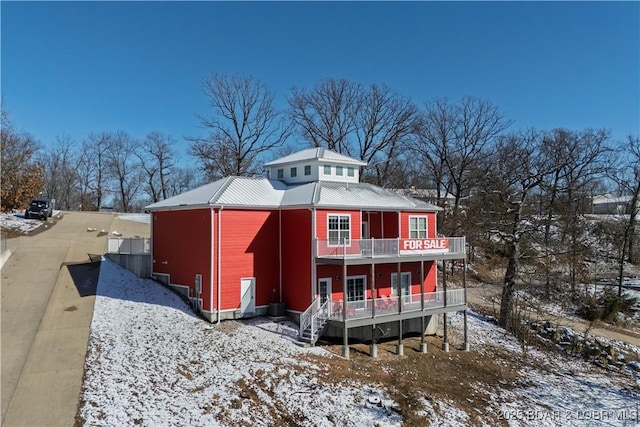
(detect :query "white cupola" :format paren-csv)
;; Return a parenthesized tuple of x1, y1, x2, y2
(264, 148, 367, 184)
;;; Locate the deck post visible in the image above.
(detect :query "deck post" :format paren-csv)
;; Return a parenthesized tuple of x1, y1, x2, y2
(396, 262, 403, 356)
(420, 316, 427, 353)
(442, 260, 449, 352)
(371, 263, 376, 318)
(342, 260, 349, 359)
(463, 309, 470, 351)
(420, 260, 427, 353)
(463, 256, 469, 351)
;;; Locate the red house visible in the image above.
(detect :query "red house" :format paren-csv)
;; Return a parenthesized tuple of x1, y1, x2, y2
(147, 148, 468, 357)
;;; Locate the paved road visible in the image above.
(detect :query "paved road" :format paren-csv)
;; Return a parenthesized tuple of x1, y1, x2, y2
(466, 284, 640, 347)
(1, 212, 150, 427)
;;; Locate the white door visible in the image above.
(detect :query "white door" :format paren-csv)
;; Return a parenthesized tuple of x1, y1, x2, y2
(240, 278, 255, 315)
(318, 278, 332, 305)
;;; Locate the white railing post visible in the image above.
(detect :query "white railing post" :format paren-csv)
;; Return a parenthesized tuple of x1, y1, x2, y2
(371, 237, 375, 258)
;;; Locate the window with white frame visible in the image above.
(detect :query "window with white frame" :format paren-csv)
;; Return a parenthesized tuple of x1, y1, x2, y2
(277, 169, 284, 179)
(391, 272, 411, 297)
(336, 166, 344, 176)
(323, 164, 331, 175)
(290, 167, 297, 178)
(409, 216, 428, 238)
(328, 214, 350, 246)
(304, 165, 311, 176)
(347, 167, 355, 177)
(346, 276, 366, 302)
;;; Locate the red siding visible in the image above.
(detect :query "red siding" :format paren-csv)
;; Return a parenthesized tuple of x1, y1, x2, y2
(281, 209, 312, 312)
(219, 209, 280, 311)
(316, 261, 437, 302)
(152, 209, 213, 309)
(382, 212, 399, 238)
(399, 212, 438, 239)
(315, 209, 362, 241)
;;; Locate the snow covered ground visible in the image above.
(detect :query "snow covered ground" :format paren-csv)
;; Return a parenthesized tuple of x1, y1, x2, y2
(117, 213, 151, 224)
(79, 259, 640, 426)
(0, 211, 58, 234)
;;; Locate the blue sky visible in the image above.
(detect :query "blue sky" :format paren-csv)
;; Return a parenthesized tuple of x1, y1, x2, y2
(2, 1, 639, 162)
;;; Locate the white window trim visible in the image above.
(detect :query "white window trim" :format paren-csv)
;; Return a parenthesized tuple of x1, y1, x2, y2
(409, 215, 428, 239)
(327, 213, 351, 247)
(347, 167, 355, 177)
(335, 165, 344, 176)
(323, 164, 332, 175)
(346, 275, 367, 302)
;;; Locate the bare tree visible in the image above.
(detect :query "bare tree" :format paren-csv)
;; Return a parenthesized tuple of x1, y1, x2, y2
(189, 73, 291, 180)
(481, 130, 553, 331)
(409, 98, 456, 206)
(137, 132, 176, 203)
(40, 136, 78, 210)
(355, 84, 417, 186)
(289, 78, 361, 154)
(1, 109, 43, 210)
(77, 133, 111, 210)
(106, 131, 142, 212)
(538, 128, 611, 296)
(411, 97, 511, 235)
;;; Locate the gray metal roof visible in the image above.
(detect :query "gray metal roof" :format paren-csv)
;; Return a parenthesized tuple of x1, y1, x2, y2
(146, 177, 440, 212)
(264, 147, 367, 167)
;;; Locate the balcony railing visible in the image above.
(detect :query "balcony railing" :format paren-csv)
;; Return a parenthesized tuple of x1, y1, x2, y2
(328, 289, 465, 321)
(315, 237, 466, 259)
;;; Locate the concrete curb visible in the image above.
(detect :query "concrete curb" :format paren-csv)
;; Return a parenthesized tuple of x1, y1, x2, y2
(0, 249, 12, 270)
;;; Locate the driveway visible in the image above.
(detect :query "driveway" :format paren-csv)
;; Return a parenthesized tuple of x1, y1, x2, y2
(1, 212, 150, 427)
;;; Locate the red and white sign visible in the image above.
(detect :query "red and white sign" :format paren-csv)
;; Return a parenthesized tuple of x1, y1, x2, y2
(400, 238, 449, 254)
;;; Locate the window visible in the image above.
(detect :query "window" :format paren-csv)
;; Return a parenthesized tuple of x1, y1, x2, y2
(304, 165, 311, 176)
(290, 167, 297, 178)
(277, 169, 284, 179)
(409, 216, 427, 238)
(323, 164, 331, 175)
(346, 276, 366, 302)
(347, 167, 355, 177)
(336, 166, 343, 176)
(391, 272, 411, 298)
(328, 214, 350, 246)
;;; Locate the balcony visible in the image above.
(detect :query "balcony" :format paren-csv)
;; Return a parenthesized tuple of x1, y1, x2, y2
(315, 237, 466, 263)
(329, 289, 465, 322)
(299, 288, 466, 340)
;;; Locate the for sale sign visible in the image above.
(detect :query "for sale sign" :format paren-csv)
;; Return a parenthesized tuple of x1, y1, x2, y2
(399, 238, 449, 255)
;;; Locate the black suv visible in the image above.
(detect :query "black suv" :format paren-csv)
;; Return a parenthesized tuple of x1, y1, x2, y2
(25, 198, 53, 220)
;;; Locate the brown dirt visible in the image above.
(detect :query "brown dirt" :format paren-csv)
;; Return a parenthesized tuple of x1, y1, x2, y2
(299, 336, 523, 426)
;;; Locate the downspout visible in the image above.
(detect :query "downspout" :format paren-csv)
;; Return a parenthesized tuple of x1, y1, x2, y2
(210, 208, 214, 321)
(279, 209, 282, 302)
(310, 208, 316, 301)
(217, 206, 224, 324)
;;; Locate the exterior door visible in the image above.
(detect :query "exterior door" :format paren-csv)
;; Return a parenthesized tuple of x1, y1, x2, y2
(392, 272, 411, 302)
(318, 278, 332, 304)
(240, 278, 255, 315)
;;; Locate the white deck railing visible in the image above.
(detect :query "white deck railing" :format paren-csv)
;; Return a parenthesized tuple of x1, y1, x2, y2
(108, 237, 150, 254)
(329, 288, 465, 321)
(315, 237, 466, 259)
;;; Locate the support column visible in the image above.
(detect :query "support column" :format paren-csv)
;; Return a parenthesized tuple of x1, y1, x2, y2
(396, 261, 403, 356)
(370, 263, 377, 358)
(463, 257, 469, 351)
(442, 260, 449, 352)
(463, 310, 470, 351)
(420, 260, 427, 353)
(342, 261, 349, 359)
